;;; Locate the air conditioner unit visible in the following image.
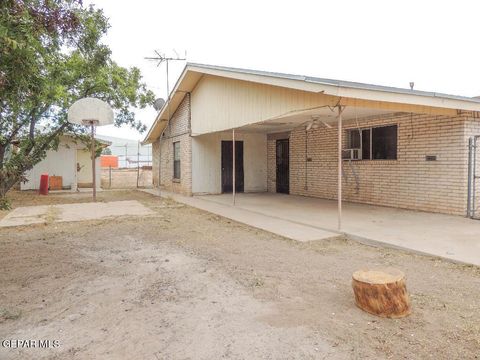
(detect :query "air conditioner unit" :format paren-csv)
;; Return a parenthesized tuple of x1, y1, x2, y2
(342, 148, 361, 160)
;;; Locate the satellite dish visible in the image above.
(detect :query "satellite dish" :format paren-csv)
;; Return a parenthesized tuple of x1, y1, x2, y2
(153, 98, 166, 111)
(68, 97, 114, 126)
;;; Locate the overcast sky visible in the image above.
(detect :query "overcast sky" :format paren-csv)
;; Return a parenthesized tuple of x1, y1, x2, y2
(85, 0, 480, 141)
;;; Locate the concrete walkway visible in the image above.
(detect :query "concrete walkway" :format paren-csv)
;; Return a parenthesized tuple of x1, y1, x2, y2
(0, 200, 156, 227)
(142, 189, 480, 266)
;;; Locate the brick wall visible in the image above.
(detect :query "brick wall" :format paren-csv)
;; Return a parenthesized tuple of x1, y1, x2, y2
(152, 139, 160, 187)
(152, 95, 192, 195)
(268, 114, 476, 215)
(267, 140, 276, 192)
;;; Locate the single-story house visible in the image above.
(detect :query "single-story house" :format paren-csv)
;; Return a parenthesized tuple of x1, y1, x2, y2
(21, 135, 110, 191)
(143, 63, 480, 222)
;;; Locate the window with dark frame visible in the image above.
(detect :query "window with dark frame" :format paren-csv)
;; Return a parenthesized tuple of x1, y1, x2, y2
(347, 125, 397, 160)
(173, 141, 181, 179)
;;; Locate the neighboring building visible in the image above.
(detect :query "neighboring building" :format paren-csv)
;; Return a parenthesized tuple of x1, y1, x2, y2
(143, 63, 480, 216)
(21, 135, 110, 191)
(96, 134, 152, 168)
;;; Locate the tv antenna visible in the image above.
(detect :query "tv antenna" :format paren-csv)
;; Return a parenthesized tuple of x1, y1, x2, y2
(145, 50, 186, 118)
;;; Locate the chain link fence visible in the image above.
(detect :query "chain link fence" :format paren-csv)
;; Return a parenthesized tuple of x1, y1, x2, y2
(100, 141, 153, 189)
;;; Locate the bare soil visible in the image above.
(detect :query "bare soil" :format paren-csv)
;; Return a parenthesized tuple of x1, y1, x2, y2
(0, 190, 479, 359)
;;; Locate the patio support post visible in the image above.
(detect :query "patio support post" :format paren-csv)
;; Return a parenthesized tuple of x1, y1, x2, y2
(337, 105, 344, 230)
(232, 128, 236, 206)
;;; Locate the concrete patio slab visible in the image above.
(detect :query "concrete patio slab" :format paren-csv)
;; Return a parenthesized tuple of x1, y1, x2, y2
(141, 189, 339, 242)
(142, 190, 480, 266)
(0, 200, 156, 227)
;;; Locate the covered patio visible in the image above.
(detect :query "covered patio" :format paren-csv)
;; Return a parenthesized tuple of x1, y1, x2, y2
(144, 64, 480, 266)
(152, 190, 480, 266)
(176, 64, 480, 223)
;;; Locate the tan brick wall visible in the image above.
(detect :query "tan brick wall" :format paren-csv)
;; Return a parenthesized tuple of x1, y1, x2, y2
(152, 139, 160, 187)
(152, 95, 192, 195)
(268, 114, 475, 215)
(267, 140, 276, 192)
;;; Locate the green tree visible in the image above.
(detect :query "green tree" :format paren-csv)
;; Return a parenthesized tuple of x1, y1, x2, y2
(0, 0, 154, 209)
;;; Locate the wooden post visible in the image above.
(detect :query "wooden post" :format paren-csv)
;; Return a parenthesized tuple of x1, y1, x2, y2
(232, 128, 236, 206)
(91, 122, 96, 201)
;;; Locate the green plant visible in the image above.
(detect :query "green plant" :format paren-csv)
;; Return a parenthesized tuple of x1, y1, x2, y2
(0, 0, 155, 205)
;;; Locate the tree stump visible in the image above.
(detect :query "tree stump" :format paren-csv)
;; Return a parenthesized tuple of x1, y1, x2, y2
(352, 268, 411, 318)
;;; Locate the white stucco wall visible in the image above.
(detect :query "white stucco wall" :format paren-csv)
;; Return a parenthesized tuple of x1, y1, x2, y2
(21, 137, 101, 191)
(190, 74, 336, 136)
(76, 149, 101, 188)
(192, 131, 267, 194)
(21, 140, 77, 191)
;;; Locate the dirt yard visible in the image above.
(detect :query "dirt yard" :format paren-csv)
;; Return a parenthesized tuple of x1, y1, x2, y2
(0, 190, 479, 359)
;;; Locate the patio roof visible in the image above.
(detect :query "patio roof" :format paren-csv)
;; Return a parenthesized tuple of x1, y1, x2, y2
(144, 63, 480, 143)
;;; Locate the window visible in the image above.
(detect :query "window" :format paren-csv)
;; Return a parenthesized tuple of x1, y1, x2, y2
(173, 142, 181, 179)
(372, 125, 397, 160)
(347, 125, 397, 160)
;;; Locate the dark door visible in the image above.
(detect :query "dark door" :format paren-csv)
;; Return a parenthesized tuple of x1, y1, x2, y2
(276, 139, 289, 194)
(221, 141, 244, 193)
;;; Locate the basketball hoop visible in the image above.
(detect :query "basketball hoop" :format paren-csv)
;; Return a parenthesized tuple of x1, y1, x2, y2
(68, 98, 114, 201)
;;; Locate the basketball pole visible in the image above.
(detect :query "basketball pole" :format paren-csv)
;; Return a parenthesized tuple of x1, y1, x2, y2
(67, 98, 113, 201)
(91, 121, 96, 201)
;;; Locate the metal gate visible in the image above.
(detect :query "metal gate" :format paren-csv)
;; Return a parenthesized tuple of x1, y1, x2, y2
(221, 141, 244, 193)
(467, 136, 479, 219)
(276, 139, 289, 194)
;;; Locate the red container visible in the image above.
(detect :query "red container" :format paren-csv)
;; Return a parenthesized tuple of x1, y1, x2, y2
(39, 174, 49, 195)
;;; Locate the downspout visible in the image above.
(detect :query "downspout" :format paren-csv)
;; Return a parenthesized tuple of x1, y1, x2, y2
(188, 92, 192, 133)
(158, 125, 167, 193)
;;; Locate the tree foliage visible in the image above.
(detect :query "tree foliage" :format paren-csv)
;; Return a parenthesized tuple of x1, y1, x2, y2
(0, 0, 155, 208)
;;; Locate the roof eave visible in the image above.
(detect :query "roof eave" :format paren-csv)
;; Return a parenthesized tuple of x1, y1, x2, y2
(143, 63, 480, 143)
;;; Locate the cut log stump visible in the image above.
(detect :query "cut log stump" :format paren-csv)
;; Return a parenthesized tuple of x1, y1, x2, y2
(352, 268, 411, 318)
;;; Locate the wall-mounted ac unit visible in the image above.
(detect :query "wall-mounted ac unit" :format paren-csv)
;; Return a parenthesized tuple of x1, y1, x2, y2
(342, 148, 361, 160)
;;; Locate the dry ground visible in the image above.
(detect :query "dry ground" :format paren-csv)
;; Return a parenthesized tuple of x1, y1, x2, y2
(0, 190, 479, 359)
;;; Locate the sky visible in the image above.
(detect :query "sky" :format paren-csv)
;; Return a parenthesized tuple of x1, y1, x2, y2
(85, 0, 480, 140)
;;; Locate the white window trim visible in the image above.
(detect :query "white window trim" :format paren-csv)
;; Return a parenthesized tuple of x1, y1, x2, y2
(346, 124, 398, 161)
